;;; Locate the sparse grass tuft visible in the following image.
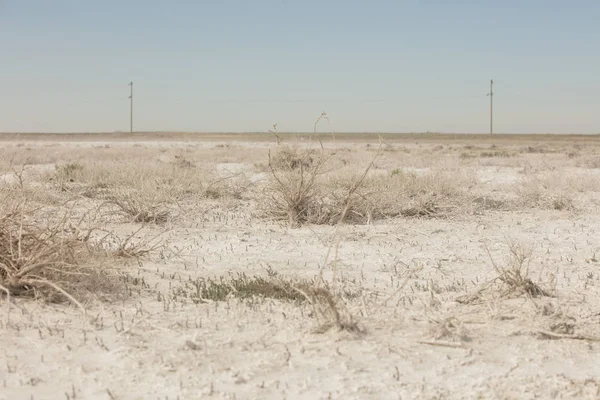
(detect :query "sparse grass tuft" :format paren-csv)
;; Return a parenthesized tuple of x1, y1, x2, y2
(190, 271, 308, 303)
(181, 269, 362, 333)
(479, 150, 512, 158)
(461, 150, 511, 159)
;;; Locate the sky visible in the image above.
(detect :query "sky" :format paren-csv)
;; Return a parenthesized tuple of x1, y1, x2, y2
(1, 0, 599, 134)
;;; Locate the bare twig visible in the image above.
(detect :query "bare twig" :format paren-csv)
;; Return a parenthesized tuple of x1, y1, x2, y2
(535, 330, 600, 341)
(0, 282, 11, 326)
(312, 111, 335, 149)
(269, 123, 282, 146)
(417, 340, 466, 349)
(25, 278, 85, 314)
(321, 135, 384, 286)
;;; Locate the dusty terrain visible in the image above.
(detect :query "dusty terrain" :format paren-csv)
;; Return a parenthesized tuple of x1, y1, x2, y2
(1, 132, 600, 400)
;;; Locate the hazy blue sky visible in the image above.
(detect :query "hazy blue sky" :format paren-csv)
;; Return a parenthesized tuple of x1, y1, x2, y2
(1, 0, 599, 133)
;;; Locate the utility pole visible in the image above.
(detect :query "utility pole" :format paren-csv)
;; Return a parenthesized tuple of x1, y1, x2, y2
(487, 79, 493, 135)
(128, 81, 133, 134)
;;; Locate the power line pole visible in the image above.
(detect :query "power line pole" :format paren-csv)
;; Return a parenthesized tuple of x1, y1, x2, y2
(128, 81, 133, 134)
(487, 79, 494, 135)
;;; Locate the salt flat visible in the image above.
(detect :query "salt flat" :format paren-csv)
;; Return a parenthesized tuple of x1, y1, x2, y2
(1, 133, 600, 399)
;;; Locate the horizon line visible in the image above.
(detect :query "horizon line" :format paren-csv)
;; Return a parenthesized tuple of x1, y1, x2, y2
(1, 131, 599, 136)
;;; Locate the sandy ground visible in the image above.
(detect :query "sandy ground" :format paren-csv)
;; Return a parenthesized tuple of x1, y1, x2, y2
(1, 134, 600, 400)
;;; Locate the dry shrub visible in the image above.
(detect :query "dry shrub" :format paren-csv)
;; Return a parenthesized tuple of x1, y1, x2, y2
(298, 181, 361, 224)
(515, 175, 574, 210)
(52, 162, 115, 200)
(172, 156, 196, 169)
(54, 162, 85, 187)
(203, 174, 252, 200)
(491, 242, 550, 298)
(94, 226, 166, 258)
(51, 162, 112, 197)
(521, 146, 553, 154)
(456, 241, 551, 305)
(396, 170, 470, 216)
(49, 160, 203, 202)
(265, 146, 332, 226)
(280, 176, 375, 225)
(353, 169, 473, 219)
(0, 200, 116, 308)
(269, 146, 317, 171)
(265, 141, 384, 226)
(428, 317, 471, 342)
(382, 144, 407, 153)
(265, 146, 471, 225)
(108, 189, 172, 224)
(264, 126, 369, 331)
(577, 156, 600, 169)
(122, 163, 202, 201)
(472, 196, 508, 211)
(299, 284, 362, 333)
(95, 164, 197, 224)
(262, 171, 362, 225)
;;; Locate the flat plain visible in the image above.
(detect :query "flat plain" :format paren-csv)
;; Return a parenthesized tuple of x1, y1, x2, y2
(1, 132, 600, 399)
